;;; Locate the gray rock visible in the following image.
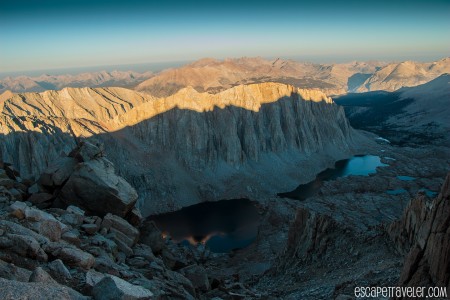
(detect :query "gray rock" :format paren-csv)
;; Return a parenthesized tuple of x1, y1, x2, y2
(62, 230, 81, 247)
(0, 178, 15, 189)
(107, 230, 134, 257)
(29, 266, 57, 284)
(39, 156, 77, 188)
(13, 181, 28, 193)
(48, 259, 73, 280)
(108, 227, 135, 248)
(58, 247, 95, 270)
(89, 234, 117, 253)
(77, 141, 104, 162)
(126, 207, 143, 227)
(67, 205, 85, 216)
(8, 188, 23, 201)
(180, 264, 210, 292)
(38, 219, 63, 242)
(0, 220, 49, 244)
(5, 233, 48, 261)
(85, 269, 106, 293)
(4, 165, 20, 180)
(167, 269, 196, 296)
(27, 183, 40, 194)
(28, 192, 53, 205)
(94, 254, 122, 276)
(0, 169, 8, 179)
(92, 275, 154, 300)
(161, 248, 187, 270)
(9, 201, 28, 219)
(59, 158, 138, 217)
(132, 244, 156, 261)
(84, 216, 102, 226)
(0, 259, 32, 282)
(82, 223, 99, 235)
(101, 213, 139, 241)
(0, 196, 8, 204)
(60, 212, 85, 226)
(0, 277, 88, 300)
(139, 221, 166, 254)
(126, 256, 148, 268)
(24, 206, 57, 222)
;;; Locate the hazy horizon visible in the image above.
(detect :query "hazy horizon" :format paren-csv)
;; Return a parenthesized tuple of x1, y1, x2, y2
(2, 0, 449, 74)
(1, 55, 449, 80)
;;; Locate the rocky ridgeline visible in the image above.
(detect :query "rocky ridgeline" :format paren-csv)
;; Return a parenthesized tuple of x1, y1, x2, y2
(0, 142, 256, 299)
(0, 82, 367, 215)
(388, 172, 450, 290)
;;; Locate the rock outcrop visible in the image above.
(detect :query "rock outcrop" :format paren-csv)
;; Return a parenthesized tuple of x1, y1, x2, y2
(0, 82, 366, 214)
(59, 156, 138, 218)
(389, 172, 450, 290)
(38, 141, 139, 219)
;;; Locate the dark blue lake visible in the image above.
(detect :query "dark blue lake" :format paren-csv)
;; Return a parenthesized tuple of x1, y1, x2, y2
(279, 155, 388, 200)
(147, 199, 259, 253)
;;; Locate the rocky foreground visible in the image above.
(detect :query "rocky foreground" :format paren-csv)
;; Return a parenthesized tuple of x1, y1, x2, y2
(0, 139, 449, 299)
(0, 142, 265, 299)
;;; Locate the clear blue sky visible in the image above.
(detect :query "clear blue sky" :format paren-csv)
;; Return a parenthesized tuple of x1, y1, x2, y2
(1, 0, 449, 73)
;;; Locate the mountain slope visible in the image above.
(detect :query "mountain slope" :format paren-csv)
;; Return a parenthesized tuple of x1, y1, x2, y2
(356, 58, 450, 92)
(335, 74, 450, 145)
(0, 83, 368, 215)
(0, 70, 153, 93)
(389, 73, 450, 130)
(135, 57, 384, 96)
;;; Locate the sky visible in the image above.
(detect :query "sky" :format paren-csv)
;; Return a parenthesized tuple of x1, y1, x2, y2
(1, 0, 449, 74)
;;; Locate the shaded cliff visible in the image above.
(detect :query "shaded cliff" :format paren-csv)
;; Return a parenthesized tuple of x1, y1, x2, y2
(0, 83, 367, 215)
(389, 172, 450, 290)
(336, 74, 450, 146)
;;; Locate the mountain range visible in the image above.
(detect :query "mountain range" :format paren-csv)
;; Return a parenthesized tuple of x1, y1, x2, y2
(135, 57, 449, 96)
(2, 57, 448, 97)
(0, 70, 153, 94)
(135, 57, 384, 96)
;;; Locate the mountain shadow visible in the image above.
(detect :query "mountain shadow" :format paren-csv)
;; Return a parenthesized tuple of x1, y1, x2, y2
(334, 91, 444, 146)
(0, 86, 363, 216)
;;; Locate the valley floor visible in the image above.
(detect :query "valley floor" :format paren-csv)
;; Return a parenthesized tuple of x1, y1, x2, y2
(193, 135, 449, 299)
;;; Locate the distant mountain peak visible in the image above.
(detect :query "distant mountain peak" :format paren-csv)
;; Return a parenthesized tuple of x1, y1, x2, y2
(0, 70, 153, 94)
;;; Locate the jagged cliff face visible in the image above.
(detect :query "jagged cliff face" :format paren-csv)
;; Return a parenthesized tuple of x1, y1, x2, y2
(388, 173, 450, 289)
(0, 82, 363, 215)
